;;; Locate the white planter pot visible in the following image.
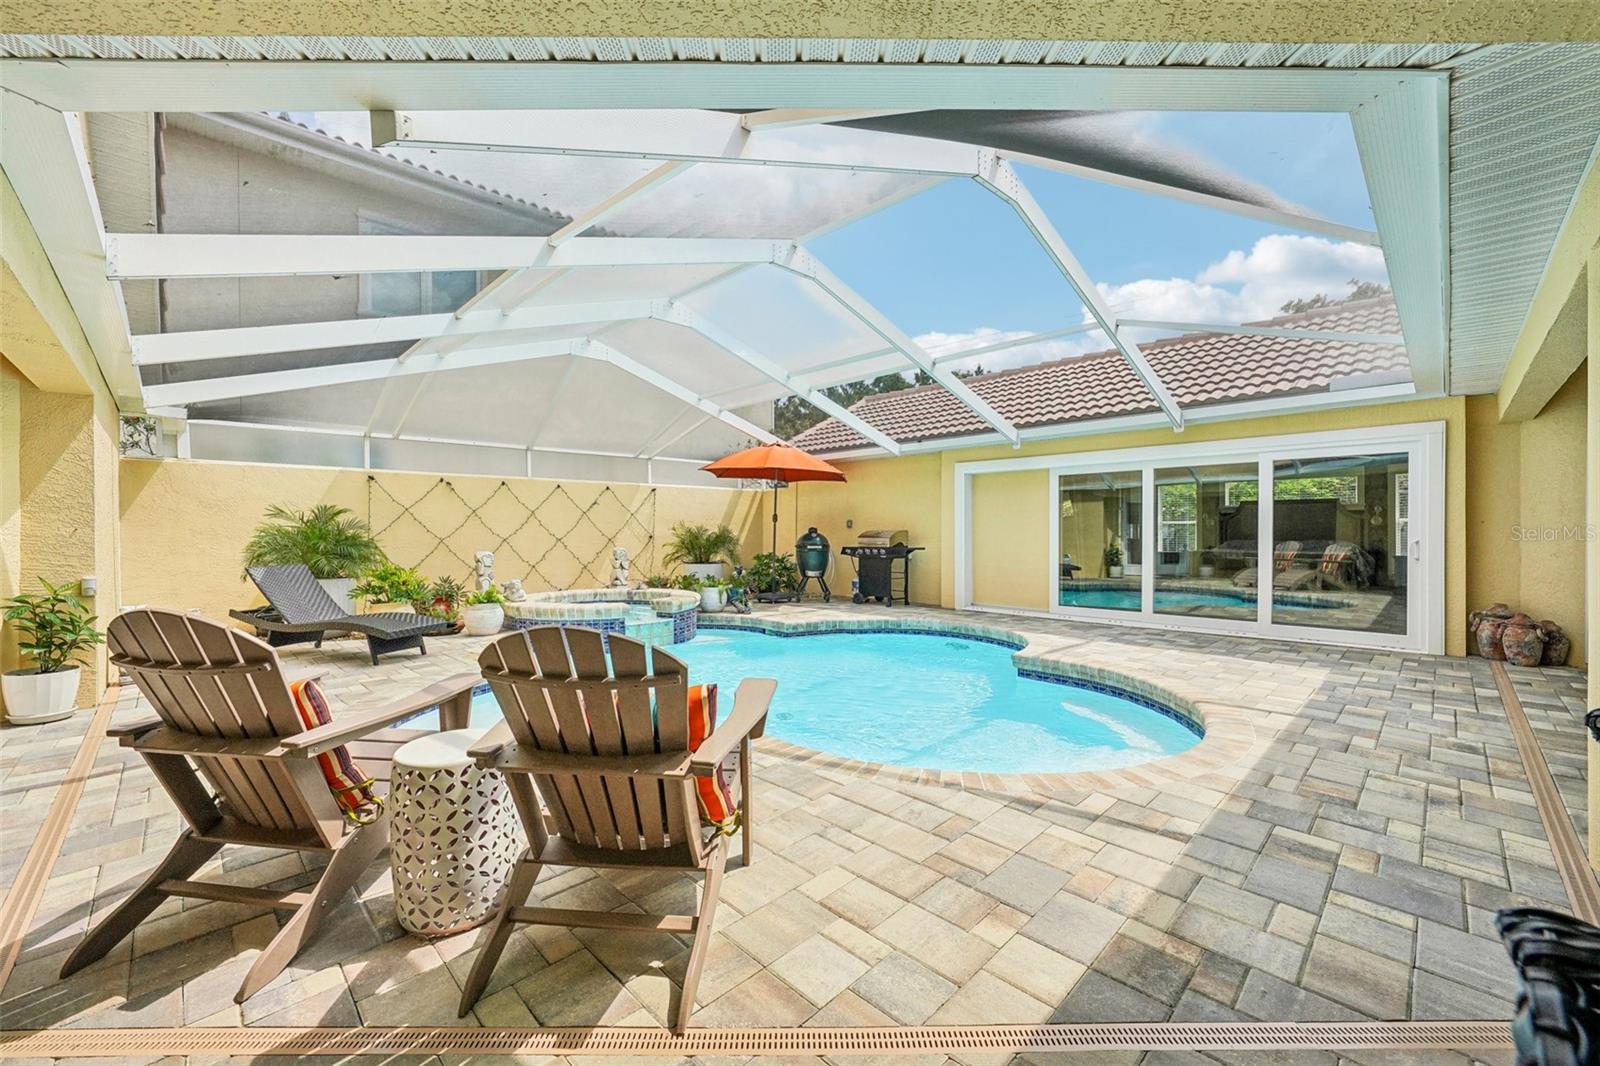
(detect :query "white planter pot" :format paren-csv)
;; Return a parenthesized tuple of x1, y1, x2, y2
(317, 577, 358, 615)
(1198, 565, 1216, 578)
(462, 603, 505, 636)
(682, 562, 725, 583)
(1107, 566, 1124, 579)
(699, 587, 726, 614)
(2, 666, 81, 726)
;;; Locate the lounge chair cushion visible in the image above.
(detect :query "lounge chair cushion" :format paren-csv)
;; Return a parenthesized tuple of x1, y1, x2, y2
(290, 678, 384, 824)
(685, 684, 740, 835)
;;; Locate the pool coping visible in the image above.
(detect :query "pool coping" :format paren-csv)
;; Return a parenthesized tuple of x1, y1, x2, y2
(697, 613, 1260, 796)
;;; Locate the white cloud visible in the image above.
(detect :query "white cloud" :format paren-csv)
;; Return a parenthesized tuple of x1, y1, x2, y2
(922, 234, 1389, 374)
(1098, 234, 1388, 325)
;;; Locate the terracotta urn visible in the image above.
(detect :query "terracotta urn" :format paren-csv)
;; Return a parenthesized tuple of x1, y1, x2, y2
(1538, 621, 1571, 666)
(1499, 613, 1545, 667)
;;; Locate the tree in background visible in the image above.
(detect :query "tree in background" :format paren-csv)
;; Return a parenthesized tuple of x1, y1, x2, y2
(776, 365, 985, 440)
(1280, 278, 1393, 315)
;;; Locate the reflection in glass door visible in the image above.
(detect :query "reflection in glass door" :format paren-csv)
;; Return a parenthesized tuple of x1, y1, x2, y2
(1153, 463, 1259, 621)
(1270, 453, 1409, 635)
(1058, 470, 1141, 611)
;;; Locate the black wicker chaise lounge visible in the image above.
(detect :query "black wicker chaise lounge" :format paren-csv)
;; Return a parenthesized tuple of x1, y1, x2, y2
(231, 564, 453, 665)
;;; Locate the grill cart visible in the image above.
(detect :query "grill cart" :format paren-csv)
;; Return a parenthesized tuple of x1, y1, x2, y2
(842, 529, 922, 606)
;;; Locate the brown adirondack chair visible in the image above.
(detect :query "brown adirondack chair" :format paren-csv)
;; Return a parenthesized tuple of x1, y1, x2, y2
(457, 626, 776, 1032)
(60, 608, 478, 1002)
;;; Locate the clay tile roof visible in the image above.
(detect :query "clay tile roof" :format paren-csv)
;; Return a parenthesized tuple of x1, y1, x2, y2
(790, 298, 1408, 454)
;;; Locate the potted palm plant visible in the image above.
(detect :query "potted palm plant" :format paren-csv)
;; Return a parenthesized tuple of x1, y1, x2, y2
(662, 523, 741, 584)
(242, 504, 386, 613)
(2, 579, 105, 725)
(1104, 540, 1125, 580)
(350, 564, 430, 613)
(462, 585, 507, 636)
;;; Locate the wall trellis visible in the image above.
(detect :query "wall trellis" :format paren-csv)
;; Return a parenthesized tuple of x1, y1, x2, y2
(366, 475, 657, 591)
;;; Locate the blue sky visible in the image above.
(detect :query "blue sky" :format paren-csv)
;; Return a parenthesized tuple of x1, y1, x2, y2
(810, 111, 1387, 364)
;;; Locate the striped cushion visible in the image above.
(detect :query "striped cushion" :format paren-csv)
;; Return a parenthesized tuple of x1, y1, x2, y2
(289, 679, 384, 825)
(685, 683, 740, 835)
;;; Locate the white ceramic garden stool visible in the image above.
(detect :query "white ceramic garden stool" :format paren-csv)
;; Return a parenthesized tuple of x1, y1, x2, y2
(389, 728, 523, 937)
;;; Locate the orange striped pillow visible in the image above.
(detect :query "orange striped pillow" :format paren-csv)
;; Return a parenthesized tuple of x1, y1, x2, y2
(289, 679, 384, 825)
(685, 683, 740, 835)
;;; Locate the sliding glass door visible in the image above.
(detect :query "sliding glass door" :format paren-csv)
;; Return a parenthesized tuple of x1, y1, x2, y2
(1026, 424, 1440, 652)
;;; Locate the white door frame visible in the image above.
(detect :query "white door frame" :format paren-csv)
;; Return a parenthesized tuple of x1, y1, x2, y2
(954, 420, 1447, 654)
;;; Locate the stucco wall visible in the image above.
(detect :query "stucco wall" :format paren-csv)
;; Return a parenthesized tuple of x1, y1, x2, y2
(970, 469, 1049, 611)
(0, 361, 21, 701)
(119, 457, 770, 624)
(7, 1, 1596, 42)
(791, 396, 1474, 654)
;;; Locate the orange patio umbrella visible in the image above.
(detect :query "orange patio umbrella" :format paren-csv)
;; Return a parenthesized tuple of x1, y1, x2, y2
(702, 443, 846, 556)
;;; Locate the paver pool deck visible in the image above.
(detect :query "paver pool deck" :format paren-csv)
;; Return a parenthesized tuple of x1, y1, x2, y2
(1, 601, 1592, 1065)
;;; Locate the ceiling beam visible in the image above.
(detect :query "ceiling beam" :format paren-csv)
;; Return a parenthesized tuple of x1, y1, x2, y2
(130, 299, 656, 363)
(582, 339, 778, 445)
(739, 108, 918, 131)
(547, 159, 694, 245)
(375, 108, 1369, 243)
(143, 337, 581, 406)
(974, 154, 1184, 430)
(103, 234, 786, 280)
(654, 300, 902, 454)
(0, 92, 143, 406)
(776, 245, 1021, 446)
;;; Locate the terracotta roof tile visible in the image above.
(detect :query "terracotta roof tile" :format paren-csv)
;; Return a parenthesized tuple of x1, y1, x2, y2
(790, 298, 1408, 453)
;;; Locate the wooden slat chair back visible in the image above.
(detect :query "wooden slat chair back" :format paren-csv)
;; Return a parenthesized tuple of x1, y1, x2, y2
(61, 608, 477, 1004)
(460, 625, 776, 1032)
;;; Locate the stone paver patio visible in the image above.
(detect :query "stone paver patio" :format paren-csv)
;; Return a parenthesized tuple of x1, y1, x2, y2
(1, 601, 1592, 1065)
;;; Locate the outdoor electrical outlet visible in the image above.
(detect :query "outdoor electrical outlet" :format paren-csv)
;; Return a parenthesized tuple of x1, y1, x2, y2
(80, 575, 98, 597)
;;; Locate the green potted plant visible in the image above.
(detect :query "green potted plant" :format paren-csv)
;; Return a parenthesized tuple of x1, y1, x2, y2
(350, 564, 430, 614)
(424, 575, 468, 632)
(662, 523, 741, 584)
(747, 552, 800, 600)
(696, 578, 726, 614)
(462, 584, 507, 636)
(1104, 540, 1125, 580)
(242, 504, 386, 613)
(2, 579, 105, 725)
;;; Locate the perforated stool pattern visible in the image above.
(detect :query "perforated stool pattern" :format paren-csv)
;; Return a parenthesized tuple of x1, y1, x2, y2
(389, 731, 523, 937)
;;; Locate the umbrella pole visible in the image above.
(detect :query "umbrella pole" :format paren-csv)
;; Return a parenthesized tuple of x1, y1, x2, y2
(770, 483, 779, 556)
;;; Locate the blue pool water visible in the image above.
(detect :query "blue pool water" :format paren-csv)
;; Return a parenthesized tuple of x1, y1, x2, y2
(453, 629, 1200, 774)
(1060, 589, 1337, 611)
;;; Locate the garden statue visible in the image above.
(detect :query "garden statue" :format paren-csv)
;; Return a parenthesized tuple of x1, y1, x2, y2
(611, 546, 630, 588)
(474, 551, 495, 592)
(502, 578, 527, 602)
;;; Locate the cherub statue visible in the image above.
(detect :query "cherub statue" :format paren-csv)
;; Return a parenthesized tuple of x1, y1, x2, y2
(611, 546, 630, 588)
(473, 550, 495, 592)
(502, 578, 527, 602)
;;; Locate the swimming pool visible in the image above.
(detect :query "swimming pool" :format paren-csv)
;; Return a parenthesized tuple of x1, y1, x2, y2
(448, 628, 1200, 775)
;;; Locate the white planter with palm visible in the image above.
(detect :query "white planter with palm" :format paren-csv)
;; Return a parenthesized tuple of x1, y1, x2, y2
(2, 579, 105, 726)
(463, 586, 507, 636)
(662, 523, 741, 587)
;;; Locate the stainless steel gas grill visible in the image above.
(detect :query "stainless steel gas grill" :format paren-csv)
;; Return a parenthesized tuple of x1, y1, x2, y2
(841, 529, 922, 606)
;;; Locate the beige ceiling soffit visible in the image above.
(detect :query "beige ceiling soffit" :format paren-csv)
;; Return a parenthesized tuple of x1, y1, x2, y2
(1497, 148, 1600, 422)
(2, 1, 1597, 42)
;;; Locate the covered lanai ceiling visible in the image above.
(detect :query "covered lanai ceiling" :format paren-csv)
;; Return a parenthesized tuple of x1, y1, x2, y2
(1, 39, 1597, 482)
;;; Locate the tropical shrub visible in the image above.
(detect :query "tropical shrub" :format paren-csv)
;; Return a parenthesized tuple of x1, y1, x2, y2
(662, 523, 741, 567)
(747, 552, 799, 593)
(350, 564, 430, 610)
(242, 504, 385, 580)
(2, 579, 105, 674)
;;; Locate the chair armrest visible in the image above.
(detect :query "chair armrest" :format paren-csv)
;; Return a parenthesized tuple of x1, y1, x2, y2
(282, 667, 329, 688)
(689, 678, 776, 775)
(108, 715, 164, 739)
(281, 672, 480, 757)
(467, 720, 514, 763)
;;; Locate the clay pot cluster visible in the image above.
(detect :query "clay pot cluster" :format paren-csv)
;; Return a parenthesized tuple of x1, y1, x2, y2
(1469, 604, 1571, 667)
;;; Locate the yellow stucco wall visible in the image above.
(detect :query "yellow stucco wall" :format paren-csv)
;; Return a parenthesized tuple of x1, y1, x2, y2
(6, 0, 1597, 41)
(0, 360, 21, 700)
(1464, 369, 1590, 666)
(1587, 256, 1598, 871)
(793, 396, 1474, 653)
(119, 458, 770, 624)
(970, 470, 1049, 611)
